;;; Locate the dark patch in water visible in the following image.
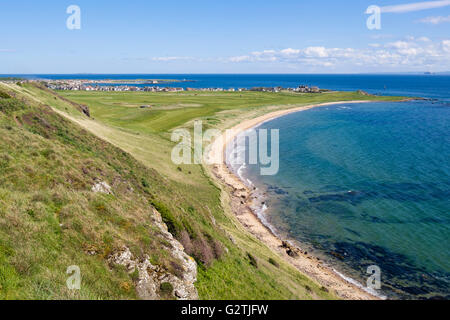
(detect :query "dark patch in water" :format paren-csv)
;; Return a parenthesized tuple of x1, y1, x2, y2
(308, 234, 333, 242)
(325, 241, 450, 300)
(344, 228, 362, 237)
(319, 185, 346, 192)
(295, 201, 310, 213)
(312, 202, 354, 217)
(360, 214, 389, 224)
(308, 190, 371, 205)
(418, 216, 450, 224)
(306, 181, 449, 206)
(267, 185, 289, 195)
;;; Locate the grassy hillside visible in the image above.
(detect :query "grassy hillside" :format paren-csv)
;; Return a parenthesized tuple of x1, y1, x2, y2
(0, 84, 193, 299)
(0, 82, 407, 300)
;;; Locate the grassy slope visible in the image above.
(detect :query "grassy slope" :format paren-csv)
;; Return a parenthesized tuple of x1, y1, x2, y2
(0, 83, 190, 299)
(0, 82, 407, 300)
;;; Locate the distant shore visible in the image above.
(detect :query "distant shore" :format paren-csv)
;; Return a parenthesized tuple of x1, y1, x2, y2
(208, 100, 387, 300)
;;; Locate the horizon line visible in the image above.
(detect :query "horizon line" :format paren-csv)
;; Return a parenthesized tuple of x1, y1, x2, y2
(1, 72, 449, 76)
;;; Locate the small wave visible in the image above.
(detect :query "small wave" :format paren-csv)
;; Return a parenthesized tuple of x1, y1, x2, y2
(236, 163, 246, 181)
(332, 268, 387, 300)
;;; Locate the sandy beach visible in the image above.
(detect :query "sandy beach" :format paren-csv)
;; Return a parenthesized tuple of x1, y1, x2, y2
(208, 101, 381, 300)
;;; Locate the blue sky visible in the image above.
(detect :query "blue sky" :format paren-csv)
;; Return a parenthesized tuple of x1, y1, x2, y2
(1, 0, 450, 73)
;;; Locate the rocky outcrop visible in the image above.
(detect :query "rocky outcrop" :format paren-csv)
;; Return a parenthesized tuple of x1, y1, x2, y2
(78, 104, 90, 117)
(281, 241, 302, 258)
(91, 181, 113, 194)
(108, 207, 198, 300)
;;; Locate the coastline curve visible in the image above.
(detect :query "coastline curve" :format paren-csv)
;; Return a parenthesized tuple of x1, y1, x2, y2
(208, 100, 384, 300)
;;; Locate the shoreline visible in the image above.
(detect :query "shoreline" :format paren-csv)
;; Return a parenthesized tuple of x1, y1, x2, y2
(208, 100, 384, 300)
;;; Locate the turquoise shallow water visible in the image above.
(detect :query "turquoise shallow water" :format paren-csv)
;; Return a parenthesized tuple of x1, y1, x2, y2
(244, 100, 450, 299)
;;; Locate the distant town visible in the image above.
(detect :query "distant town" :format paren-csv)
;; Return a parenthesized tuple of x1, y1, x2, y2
(26, 79, 326, 94)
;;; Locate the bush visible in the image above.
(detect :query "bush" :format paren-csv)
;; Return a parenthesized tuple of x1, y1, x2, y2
(150, 199, 182, 237)
(212, 239, 224, 259)
(179, 230, 193, 254)
(0, 90, 11, 99)
(247, 253, 258, 268)
(192, 236, 215, 267)
(160, 282, 174, 296)
(268, 258, 279, 268)
(130, 269, 140, 282)
(0, 99, 26, 115)
(141, 178, 149, 188)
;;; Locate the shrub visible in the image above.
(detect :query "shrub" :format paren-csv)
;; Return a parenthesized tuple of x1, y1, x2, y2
(247, 253, 258, 268)
(0, 90, 11, 99)
(150, 199, 182, 237)
(0, 99, 26, 115)
(212, 239, 224, 259)
(320, 286, 329, 293)
(141, 178, 149, 188)
(179, 230, 193, 254)
(130, 269, 140, 282)
(192, 236, 214, 267)
(160, 282, 174, 297)
(268, 258, 279, 268)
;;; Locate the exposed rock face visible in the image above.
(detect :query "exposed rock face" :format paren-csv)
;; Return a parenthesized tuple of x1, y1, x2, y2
(79, 104, 90, 117)
(281, 241, 302, 258)
(108, 208, 198, 300)
(91, 181, 113, 194)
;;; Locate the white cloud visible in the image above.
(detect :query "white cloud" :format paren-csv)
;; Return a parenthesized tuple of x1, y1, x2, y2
(304, 47, 329, 58)
(381, 0, 450, 13)
(418, 15, 450, 24)
(280, 48, 301, 55)
(151, 56, 193, 62)
(417, 36, 431, 42)
(386, 41, 411, 49)
(228, 55, 251, 63)
(442, 40, 450, 52)
(225, 38, 450, 71)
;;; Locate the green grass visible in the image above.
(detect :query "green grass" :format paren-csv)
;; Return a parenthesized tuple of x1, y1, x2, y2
(0, 84, 187, 299)
(0, 82, 408, 300)
(58, 89, 406, 133)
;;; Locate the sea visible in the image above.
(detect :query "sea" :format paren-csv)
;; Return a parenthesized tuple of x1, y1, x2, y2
(9, 74, 450, 299)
